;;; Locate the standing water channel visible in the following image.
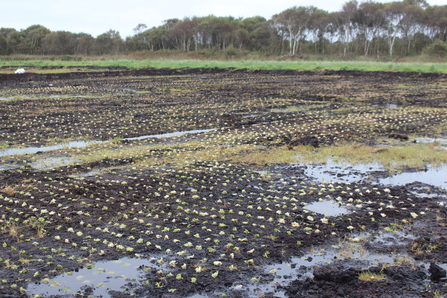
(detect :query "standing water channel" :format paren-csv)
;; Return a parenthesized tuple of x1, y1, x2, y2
(0, 141, 99, 158)
(0, 129, 217, 158)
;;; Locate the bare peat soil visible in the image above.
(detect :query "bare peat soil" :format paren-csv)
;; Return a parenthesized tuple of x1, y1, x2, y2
(0, 68, 447, 297)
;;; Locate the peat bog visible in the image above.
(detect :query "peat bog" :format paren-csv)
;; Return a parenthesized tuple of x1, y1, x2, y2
(1, 68, 447, 297)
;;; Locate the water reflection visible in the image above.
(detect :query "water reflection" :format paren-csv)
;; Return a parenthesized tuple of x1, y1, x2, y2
(303, 159, 447, 191)
(0, 141, 98, 157)
(0, 129, 218, 157)
(304, 200, 350, 216)
(379, 165, 447, 191)
(123, 128, 217, 141)
(304, 160, 384, 183)
(415, 137, 447, 150)
(30, 157, 81, 170)
(27, 257, 167, 298)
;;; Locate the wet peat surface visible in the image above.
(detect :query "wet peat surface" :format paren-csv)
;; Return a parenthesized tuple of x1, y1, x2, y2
(0, 68, 447, 297)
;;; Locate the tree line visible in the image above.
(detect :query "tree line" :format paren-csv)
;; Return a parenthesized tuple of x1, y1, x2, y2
(1, 0, 447, 58)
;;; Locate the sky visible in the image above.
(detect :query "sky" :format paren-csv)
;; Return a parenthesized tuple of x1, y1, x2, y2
(1, 0, 446, 38)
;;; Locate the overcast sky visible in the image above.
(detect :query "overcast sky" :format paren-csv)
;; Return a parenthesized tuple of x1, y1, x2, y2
(1, 0, 445, 38)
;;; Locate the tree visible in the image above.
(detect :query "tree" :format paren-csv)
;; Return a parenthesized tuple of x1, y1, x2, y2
(399, 2, 425, 55)
(382, 1, 405, 57)
(422, 39, 447, 57)
(0, 28, 26, 54)
(235, 28, 249, 49)
(0, 28, 17, 54)
(196, 16, 215, 50)
(74, 33, 94, 55)
(308, 9, 332, 54)
(41, 31, 76, 55)
(274, 6, 317, 55)
(250, 23, 274, 52)
(93, 30, 123, 54)
(240, 16, 268, 51)
(334, 0, 359, 57)
(355, 1, 386, 56)
(167, 17, 198, 51)
(211, 16, 238, 50)
(133, 23, 147, 35)
(1, 1, 446, 58)
(163, 19, 180, 30)
(22, 25, 51, 54)
(0, 34, 7, 55)
(382, 0, 425, 56)
(425, 5, 447, 42)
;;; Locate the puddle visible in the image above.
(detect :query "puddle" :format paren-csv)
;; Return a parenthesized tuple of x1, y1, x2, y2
(379, 165, 447, 191)
(232, 283, 287, 298)
(260, 243, 417, 295)
(366, 229, 417, 248)
(387, 103, 399, 109)
(187, 277, 288, 297)
(0, 165, 19, 171)
(303, 159, 447, 192)
(27, 257, 168, 298)
(70, 169, 105, 178)
(415, 137, 447, 144)
(304, 200, 350, 216)
(242, 113, 268, 118)
(304, 160, 384, 183)
(258, 224, 426, 294)
(30, 157, 81, 170)
(36, 84, 137, 92)
(0, 141, 99, 157)
(190, 228, 423, 297)
(123, 128, 217, 140)
(93, 86, 137, 92)
(0, 129, 218, 158)
(415, 137, 447, 150)
(407, 185, 447, 199)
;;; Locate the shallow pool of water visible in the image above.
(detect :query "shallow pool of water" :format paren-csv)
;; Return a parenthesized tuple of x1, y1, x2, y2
(0, 164, 18, 171)
(304, 200, 350, 216)
(379, 165, 447, 191)
(262, 244, 415, 291)
(30, 157, 81, 170)
(386, 103, 400, 109)
(304, 160, 384, 183)
(70, 169, 105, 178)
(302, 159, 447, 192)
(0, 129, 218, 158)
(0, 141, 99, 157)
(123, 128, 217, 140)
(27, 257, 168, 298)
(415, 137, 447, 150)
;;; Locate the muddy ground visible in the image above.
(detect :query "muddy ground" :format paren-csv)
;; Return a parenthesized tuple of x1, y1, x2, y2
(0, 68, 447, 297)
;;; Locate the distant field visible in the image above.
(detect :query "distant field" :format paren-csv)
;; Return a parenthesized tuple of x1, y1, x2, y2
(1, 55, 447, 73)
